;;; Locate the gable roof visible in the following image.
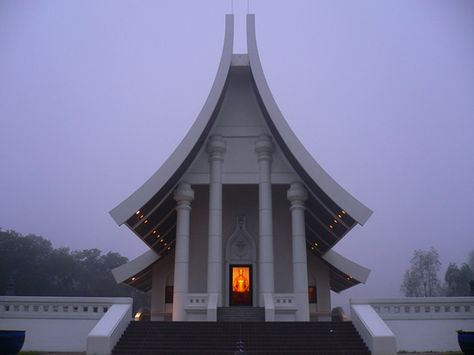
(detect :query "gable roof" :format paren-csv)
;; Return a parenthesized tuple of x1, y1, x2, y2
(110, 14, 372, 293)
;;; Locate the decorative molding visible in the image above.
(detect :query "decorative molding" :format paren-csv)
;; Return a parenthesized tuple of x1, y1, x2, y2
(226, 216, 256, 263)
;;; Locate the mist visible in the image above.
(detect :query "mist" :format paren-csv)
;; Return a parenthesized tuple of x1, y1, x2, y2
(1, 0, 473, 307)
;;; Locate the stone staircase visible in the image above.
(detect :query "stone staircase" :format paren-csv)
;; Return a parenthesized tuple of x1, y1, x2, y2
(217, 306, 265, 322)
(112, 321, 370, 354)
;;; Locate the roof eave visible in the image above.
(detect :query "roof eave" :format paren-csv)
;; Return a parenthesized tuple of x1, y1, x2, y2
(112, 249, 160, 284)
(323, 249, 371, 284)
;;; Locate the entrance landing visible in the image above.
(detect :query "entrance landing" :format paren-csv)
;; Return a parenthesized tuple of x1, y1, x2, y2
(217, 306, 264, 322)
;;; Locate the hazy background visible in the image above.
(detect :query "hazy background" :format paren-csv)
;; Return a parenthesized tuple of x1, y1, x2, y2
(1, 0, 473, 307)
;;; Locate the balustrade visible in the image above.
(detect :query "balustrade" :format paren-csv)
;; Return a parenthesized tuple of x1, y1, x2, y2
(352, 297, 474, 320)
(0, 296, 131, 321)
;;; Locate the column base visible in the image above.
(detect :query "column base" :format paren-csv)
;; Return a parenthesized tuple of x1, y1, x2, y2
(263, 293, 275, 321)
(172, 293, 187, 321)
(294, 292, 310, 321)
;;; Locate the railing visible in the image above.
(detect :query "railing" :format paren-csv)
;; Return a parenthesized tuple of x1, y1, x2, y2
(0, 296, 130, 320)
(352, 297, 474, 320)
(87, 302, 133, 355)
(350, 303, 397, 355)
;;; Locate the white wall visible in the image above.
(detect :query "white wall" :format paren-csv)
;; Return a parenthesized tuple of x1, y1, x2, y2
(387, 319, 469, 352)
(3, 318, 98, 352)
(352, 298, 474, 352)
(0, 296, 132, 353)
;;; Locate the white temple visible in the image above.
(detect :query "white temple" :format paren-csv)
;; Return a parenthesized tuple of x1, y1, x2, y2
(110, 14, 372, 322)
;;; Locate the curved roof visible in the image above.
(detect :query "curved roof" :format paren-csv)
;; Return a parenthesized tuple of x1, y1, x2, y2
(109, 14, 235, 226)
(110, 14, 371, 232)
(110, 14, 372, 293)
(246, 14, 372, 225)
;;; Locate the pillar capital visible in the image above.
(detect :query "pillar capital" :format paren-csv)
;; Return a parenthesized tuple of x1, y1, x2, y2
(255, 134, 274, 160)
(174, 182, 194, 205)
(207, 135, 226, 161)
(287, 182, 308, 205)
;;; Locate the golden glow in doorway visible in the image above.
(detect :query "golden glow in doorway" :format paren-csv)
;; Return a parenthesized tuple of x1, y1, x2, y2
(233, 267, 250, 293)
(230, 265, 252, 306)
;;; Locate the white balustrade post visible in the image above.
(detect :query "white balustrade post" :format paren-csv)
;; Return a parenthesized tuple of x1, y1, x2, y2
(172, 182, 194, 321)
(206, 135, 226, 309)
(287, 182, 310, 321)
(255, 134, 275, 307)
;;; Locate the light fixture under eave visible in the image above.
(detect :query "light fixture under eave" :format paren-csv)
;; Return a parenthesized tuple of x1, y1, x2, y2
(131, 277, 136, 281)
(144, 220, 148, 224)
(135, 211, 140, 215)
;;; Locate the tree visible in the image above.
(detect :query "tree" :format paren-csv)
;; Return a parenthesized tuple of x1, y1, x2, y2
(469, 250, 474, 275)
(401, 247, 442, 297)
(445, 262, 473, 296)
(0, 229, 150, 312)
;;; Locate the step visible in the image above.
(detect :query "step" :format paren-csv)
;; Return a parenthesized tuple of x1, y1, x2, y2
(112, 321, 370, 354)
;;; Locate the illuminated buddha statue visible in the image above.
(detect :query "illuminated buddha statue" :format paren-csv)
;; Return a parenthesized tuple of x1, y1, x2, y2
(233, 269, 249, 293)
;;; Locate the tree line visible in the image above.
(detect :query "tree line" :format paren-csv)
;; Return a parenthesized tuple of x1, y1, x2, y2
(0, 229, 149, 309)
(2, 228, 472, 300)
(401, 247, 474, 297)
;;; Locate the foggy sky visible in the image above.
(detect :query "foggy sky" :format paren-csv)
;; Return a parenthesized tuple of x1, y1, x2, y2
(1, 0, 473, 306)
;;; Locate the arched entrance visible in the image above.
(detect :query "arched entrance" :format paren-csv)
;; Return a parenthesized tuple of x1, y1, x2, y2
(225, 216, 257, 307)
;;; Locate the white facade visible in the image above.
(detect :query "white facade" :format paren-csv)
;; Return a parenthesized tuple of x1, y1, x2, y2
(110, 15, 371, 322)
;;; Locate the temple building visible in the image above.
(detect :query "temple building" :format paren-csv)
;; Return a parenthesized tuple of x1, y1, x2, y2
(110, 14, 372, 322)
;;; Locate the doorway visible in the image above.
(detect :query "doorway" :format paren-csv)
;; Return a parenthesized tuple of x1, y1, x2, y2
(229, 265, 252, 306)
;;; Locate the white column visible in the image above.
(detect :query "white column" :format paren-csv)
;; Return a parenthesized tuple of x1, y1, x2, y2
(206, 135, 226, 308)
(287, 182, 310, 321)
(255, 134, 275, 307)
(172, 182, 194, 321)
